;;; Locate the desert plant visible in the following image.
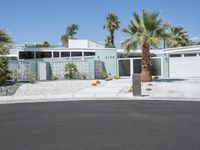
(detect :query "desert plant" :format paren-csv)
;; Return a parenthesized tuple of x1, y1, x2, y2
(51, 75, 59, 80)
(100, 70, 108, 79)
(64, 63, 78, 79)
(10, 70, 18, 81)
(80, 73, 87, 80)
(105, 77, 113, 81)
(96, 80, 101, 84)
(128, 86, 134, 93)
(114, 75, 120, 80)
(28, 73, 36, 84)
(91, 82, 97, 86)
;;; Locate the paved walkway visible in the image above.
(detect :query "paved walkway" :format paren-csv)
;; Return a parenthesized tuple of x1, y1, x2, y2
(1, 78, 200, 104)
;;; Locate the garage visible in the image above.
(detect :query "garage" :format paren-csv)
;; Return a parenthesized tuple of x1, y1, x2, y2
(166, 46, 200, 78)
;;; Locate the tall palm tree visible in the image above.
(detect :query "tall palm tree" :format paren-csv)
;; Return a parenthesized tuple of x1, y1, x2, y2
(103, 13, 120, 48)
(121, 10, 167, 82)
(166, 26, 189, 48)
(61, 24, 79, 47)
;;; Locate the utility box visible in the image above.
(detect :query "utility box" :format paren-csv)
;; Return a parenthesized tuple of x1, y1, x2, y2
(132, 74, 141, 96)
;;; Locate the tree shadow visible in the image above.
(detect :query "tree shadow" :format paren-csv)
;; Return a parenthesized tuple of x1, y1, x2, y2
(154, 78, 186, 83)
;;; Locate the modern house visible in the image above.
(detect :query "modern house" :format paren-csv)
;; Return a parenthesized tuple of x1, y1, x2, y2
(7, 39, 200, 81)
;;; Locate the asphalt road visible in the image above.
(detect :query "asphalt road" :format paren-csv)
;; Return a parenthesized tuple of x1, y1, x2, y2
(1, 100, 200, 150)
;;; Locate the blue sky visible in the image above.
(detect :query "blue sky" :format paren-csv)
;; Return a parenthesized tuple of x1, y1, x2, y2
(1, 0, 200, 47)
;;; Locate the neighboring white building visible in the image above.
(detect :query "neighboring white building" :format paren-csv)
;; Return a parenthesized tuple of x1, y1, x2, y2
(68, 39, 105, 49)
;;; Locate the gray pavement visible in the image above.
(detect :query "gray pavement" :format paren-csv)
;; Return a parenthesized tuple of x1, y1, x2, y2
(1, 78, 200, 104)
(0, 100, 200, 150)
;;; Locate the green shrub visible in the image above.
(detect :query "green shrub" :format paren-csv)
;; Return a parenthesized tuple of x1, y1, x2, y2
(51, 75, 59, 80)
(100, 71, 108, 79)
(80, 73, 87, 80)
(28, 73, 36, 84)
(64, 63, 78, 79)
(0, 56, 11, 85)
(114, 75, 120, 80)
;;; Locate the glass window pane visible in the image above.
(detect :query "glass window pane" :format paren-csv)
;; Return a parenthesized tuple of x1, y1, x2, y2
(19, 51, 34, 59)
(118, 60, 130, 76)
(133, 58, 162, 76)
(151, 58, 162, 76)
(36, 52, 52, 58)
(71, 52, 82, 57)
(170, 54, 182, 57)
(53, 52, 59, 58)
(184, 53, 197, 57)
(84, 52, 95, 56)
(61, 52, 70, 57)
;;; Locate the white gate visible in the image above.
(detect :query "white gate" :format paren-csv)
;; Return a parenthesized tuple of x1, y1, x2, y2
(38, 62, 47, 80)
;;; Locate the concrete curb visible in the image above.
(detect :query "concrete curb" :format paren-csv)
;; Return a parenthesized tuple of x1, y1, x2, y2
(1, 94, 200, 105)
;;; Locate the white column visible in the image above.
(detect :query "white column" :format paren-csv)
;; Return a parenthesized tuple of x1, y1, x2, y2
(130, 58, 133, 77)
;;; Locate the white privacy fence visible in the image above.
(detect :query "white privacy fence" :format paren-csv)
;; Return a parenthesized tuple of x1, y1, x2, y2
(8, 59, 100, 81)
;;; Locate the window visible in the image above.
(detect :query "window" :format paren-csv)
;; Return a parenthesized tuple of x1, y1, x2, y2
(36, 52, 52, 58)
(84, 52, 95, 56)
(133, 58, 162, 76)
(61, 52, 70, 57)
(53, 52, 59, 58)
(71, 52, 82, 57)
(184, 53, 197, 57)
(170, 54, 182, 57)
(118, 60, 130, 76)
(19, 51, 34, 59)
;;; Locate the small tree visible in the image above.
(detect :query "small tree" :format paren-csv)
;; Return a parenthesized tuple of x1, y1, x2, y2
(64, 63, 78, 79)
(0, 56, 11, 85)
(0, 29, 12, 85)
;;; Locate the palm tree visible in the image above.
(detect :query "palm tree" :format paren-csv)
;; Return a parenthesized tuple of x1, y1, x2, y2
(166, 26, 189, 48)
(121, 10, 167, 82)
(61, 24, 79, 47)
(103, 13, 120, 48)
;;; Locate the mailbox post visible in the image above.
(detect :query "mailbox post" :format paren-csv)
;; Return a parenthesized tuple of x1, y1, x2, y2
(132, 73, 141, 96)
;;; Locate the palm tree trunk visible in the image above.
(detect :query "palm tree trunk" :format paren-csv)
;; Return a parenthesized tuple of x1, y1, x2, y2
(110, 30, 115, 48)
(163, 39, 166, 49)
(141, 42, 152, 82)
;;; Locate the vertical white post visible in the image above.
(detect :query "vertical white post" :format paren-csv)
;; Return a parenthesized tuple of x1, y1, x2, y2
(130, 58, 133, 77)
(82, 51, 84, 60)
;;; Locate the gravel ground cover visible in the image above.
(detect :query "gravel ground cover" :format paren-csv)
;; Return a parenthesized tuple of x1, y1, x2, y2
(0, 82, 22, 96)
(14, 80, 98, 96)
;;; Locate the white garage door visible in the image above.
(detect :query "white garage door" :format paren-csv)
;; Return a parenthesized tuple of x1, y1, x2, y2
(169, 56, 200, 78)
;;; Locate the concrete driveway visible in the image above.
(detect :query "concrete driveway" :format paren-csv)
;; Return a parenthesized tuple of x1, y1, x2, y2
(151, 78, 200, 98)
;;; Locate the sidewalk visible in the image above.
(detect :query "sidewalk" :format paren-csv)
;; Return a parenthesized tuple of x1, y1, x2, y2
(1, 78, 200, 104)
